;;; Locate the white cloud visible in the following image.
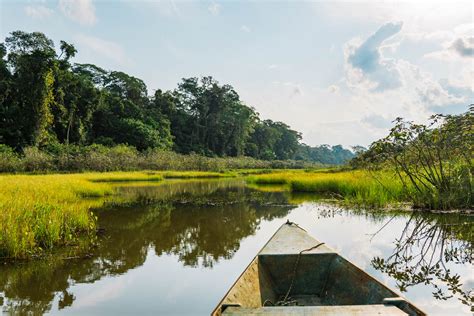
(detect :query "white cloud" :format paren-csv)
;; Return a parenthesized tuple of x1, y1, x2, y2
(451, 37, 474, 57)
(59, 0, 96, 26)
(343, 22, 469, 122)
(25, 5, 53, 19)
(318, 1, 472, 33)
(240, 25, 251, 33)
(208, 2, 221, 16)
(425, 36, 474, 60)
(345, 21, 403, 92)
(76, 34, 129, 65)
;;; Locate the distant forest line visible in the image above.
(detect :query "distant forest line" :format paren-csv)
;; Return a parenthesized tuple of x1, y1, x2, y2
(0, 31, 356, 166)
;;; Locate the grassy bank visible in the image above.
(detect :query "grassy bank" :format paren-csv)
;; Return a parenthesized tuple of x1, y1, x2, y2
(0, 171, 234, 259)
(248, 170, 409, 208)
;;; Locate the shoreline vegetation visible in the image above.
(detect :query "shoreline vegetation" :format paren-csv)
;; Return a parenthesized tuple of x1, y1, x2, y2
(0, 170, 247, 259)
(247, 170, 407, 209)
(0, 144, 322, 173)
(2, 166, 471, 260)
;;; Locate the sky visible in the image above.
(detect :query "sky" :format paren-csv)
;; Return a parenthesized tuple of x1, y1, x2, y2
(1, 0, 473, 148)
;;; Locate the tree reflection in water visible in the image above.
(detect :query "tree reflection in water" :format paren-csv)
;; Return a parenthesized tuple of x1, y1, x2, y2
(371, 212, 473, 310)
(0, 180, 294, 314)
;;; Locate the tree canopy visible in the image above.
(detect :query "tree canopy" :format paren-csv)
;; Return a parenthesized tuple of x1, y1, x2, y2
(0, 30, 355, 164)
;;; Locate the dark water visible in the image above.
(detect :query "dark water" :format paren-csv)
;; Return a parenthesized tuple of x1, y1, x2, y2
(0, 179, 472, 315)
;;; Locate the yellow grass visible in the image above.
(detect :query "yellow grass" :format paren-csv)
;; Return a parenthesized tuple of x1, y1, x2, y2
(247, 170, 408, 208)
(0, 171, 226, 259)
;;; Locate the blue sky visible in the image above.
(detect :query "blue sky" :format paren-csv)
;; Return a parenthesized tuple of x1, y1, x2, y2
(1, 0, 473, 147)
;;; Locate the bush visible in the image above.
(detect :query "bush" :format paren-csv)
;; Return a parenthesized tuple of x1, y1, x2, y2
(23, 147, 55, 172)
(0, 144, 23, 172)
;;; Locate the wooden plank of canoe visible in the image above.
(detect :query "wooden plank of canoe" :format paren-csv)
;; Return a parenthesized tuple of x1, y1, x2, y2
(223, 305, 408, 315)
(213, 257, 277, 315)
(259, 223, 334, 255)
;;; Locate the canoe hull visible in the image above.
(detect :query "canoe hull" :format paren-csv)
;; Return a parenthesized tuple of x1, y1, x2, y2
(212, 222, 425, 316)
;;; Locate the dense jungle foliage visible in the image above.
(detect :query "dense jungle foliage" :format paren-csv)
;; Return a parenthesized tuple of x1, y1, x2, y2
(0, 31, 354, 169)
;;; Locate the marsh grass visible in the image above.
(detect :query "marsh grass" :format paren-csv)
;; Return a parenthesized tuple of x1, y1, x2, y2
(1, 169, 264, 259)
(0, 171, 234, 259)
(248, 170, 409, 208)
(0, 169, 412, 259)
(246, 170, 306, 185)
(0, 174, 102, 258)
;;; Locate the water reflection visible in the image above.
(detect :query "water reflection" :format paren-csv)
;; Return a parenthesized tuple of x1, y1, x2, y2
(371, 212, 473, 310)
(0, 180, 294, 314)
(0, 180, 472, 315)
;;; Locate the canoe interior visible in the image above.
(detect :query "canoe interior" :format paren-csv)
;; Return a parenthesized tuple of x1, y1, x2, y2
(259, 253, 397, 306)
(212, 223, 425, 316)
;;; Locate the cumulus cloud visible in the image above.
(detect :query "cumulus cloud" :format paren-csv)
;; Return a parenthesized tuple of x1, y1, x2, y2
(345, 21, 403, 92)
(25, 5, 53, 19)
(348, 22, 402, 72)
(208, 2, 221, 16)
(59, 0, 96, 26)
(451, 37, 474, 57)
(76, 34, 129, 65)
(343, 21, 470, 124)
(425, 36, 474, 60)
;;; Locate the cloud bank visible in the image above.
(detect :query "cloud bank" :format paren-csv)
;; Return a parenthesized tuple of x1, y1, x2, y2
(343, 21, 471, 129)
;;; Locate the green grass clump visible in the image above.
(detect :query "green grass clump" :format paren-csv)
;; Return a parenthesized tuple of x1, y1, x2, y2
(0, 174, 109, 258)
(246, 172, 300, 185)
(290, 171, 406, 208)
(248, 170, 408, 208)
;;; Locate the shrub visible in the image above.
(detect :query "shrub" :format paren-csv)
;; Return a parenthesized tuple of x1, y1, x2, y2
(23, 147, 55, 172)
(0, 144, 23, 172)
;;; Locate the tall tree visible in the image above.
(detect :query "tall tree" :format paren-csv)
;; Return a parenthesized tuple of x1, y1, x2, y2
(3, 31, 56, 147)
(171, 76, 257, 156)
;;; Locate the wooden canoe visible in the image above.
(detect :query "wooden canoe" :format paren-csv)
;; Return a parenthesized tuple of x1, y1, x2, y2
(212, 221, 425, 316)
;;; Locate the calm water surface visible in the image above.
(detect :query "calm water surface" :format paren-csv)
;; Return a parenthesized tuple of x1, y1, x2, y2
(0, 179, 472, 315)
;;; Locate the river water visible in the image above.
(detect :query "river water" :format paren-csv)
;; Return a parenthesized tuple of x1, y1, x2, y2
(0, 179, 472, 315)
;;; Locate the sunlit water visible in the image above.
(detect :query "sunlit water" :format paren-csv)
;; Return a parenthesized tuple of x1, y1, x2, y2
(0, 179, 472, 315)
